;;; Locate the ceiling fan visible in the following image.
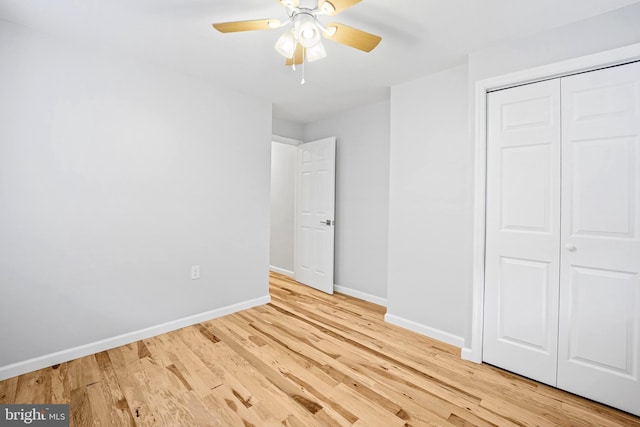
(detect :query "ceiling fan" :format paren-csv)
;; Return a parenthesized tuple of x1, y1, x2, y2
(212, 0, 381, 69)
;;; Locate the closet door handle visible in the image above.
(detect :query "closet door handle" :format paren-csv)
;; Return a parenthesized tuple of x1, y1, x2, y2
(565, 243, 576, 252)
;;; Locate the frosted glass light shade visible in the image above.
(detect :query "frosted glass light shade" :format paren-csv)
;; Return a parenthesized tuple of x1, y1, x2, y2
(306, 42, 327, 62)
(274, 30, 296, 58)
(296, 17, 321, 48)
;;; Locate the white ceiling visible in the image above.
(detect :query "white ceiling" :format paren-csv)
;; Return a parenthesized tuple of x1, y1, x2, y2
(1, 0, 638, 123)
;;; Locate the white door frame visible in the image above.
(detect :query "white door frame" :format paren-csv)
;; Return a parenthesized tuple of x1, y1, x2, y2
(270, 134, 302, 277)
(463, 42, 640, 363)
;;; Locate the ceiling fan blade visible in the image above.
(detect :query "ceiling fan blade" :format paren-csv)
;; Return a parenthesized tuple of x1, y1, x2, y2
(212, 19, 274, 33)
(285, 44, 304, 66)
(323, 23, 381, 52)
(318, 0, 361, 16)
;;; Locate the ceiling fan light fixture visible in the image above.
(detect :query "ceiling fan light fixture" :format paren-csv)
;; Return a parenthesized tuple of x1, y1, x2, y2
(320, 1, 336, 15)
(274, 29, 296, 58)
(306, 41, 327, 62)
(296, 17, 321, 48)
(212, 0, 382, 79)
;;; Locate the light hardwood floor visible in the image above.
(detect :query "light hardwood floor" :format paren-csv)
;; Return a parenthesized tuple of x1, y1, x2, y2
(1, 272, 639, 426)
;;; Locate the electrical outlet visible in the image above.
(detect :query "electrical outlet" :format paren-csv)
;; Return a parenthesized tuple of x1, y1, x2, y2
(191, 265, 200, 280)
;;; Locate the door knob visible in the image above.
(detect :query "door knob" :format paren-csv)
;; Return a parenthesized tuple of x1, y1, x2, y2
(565, 243, 576, 252)
(320, 220, 334, 226)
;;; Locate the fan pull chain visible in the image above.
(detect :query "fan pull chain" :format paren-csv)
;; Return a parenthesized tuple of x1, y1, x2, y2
(301, 52, 306, 85)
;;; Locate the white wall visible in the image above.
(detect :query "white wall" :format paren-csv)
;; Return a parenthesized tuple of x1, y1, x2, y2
(269, 141, 297, 275)
(386, 3, 640, 351)
(386, 65, 471, 347)
(305, 100, 390, 305)
(0, 21, 272, 376)
(272, 117, 305, 141)
(468, 2, 640, 85)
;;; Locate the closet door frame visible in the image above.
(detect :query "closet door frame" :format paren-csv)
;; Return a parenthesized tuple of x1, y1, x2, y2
(464, 42, 640, 364)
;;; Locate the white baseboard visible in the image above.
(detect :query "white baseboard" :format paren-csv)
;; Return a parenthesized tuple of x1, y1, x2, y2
(461, 347, 481, 363)
(334, 284, 387, 307)
(384, 313, 465, 349)
(0, 294, 271, 381)
(269, 265, 294, 278)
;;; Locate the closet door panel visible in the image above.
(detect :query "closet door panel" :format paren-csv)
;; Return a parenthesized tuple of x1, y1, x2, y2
(558, 61, 640, 417)
(483, 79, 562, 386)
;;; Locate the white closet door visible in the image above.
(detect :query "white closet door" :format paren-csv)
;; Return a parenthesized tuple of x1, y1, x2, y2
(483, 79, 562, 386)
(558, 62, 640, 416)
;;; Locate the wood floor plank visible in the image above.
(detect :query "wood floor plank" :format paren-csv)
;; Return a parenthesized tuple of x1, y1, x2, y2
(93, 351, 136, 426)
(131, 356, 202, 426)
(50, 364, 70, 404)
(0, 375, 18, 404)
(0, 272, 638, 426)
(108, 354, 157, 426)
(14, 370, 46, 403)
(70, 385, 92, 427)
(201, 340, 325, 426)
(205, 323, 331, 425)
(201, 391, 255, 427)
(206, 383, 266, 427)
(86, 381, 118, 426)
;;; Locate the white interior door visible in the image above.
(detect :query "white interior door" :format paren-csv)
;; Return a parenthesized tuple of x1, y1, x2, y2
(558, 62, 640, 416)
(294, 137, 336, 294)
(483, 79, 562, 386)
